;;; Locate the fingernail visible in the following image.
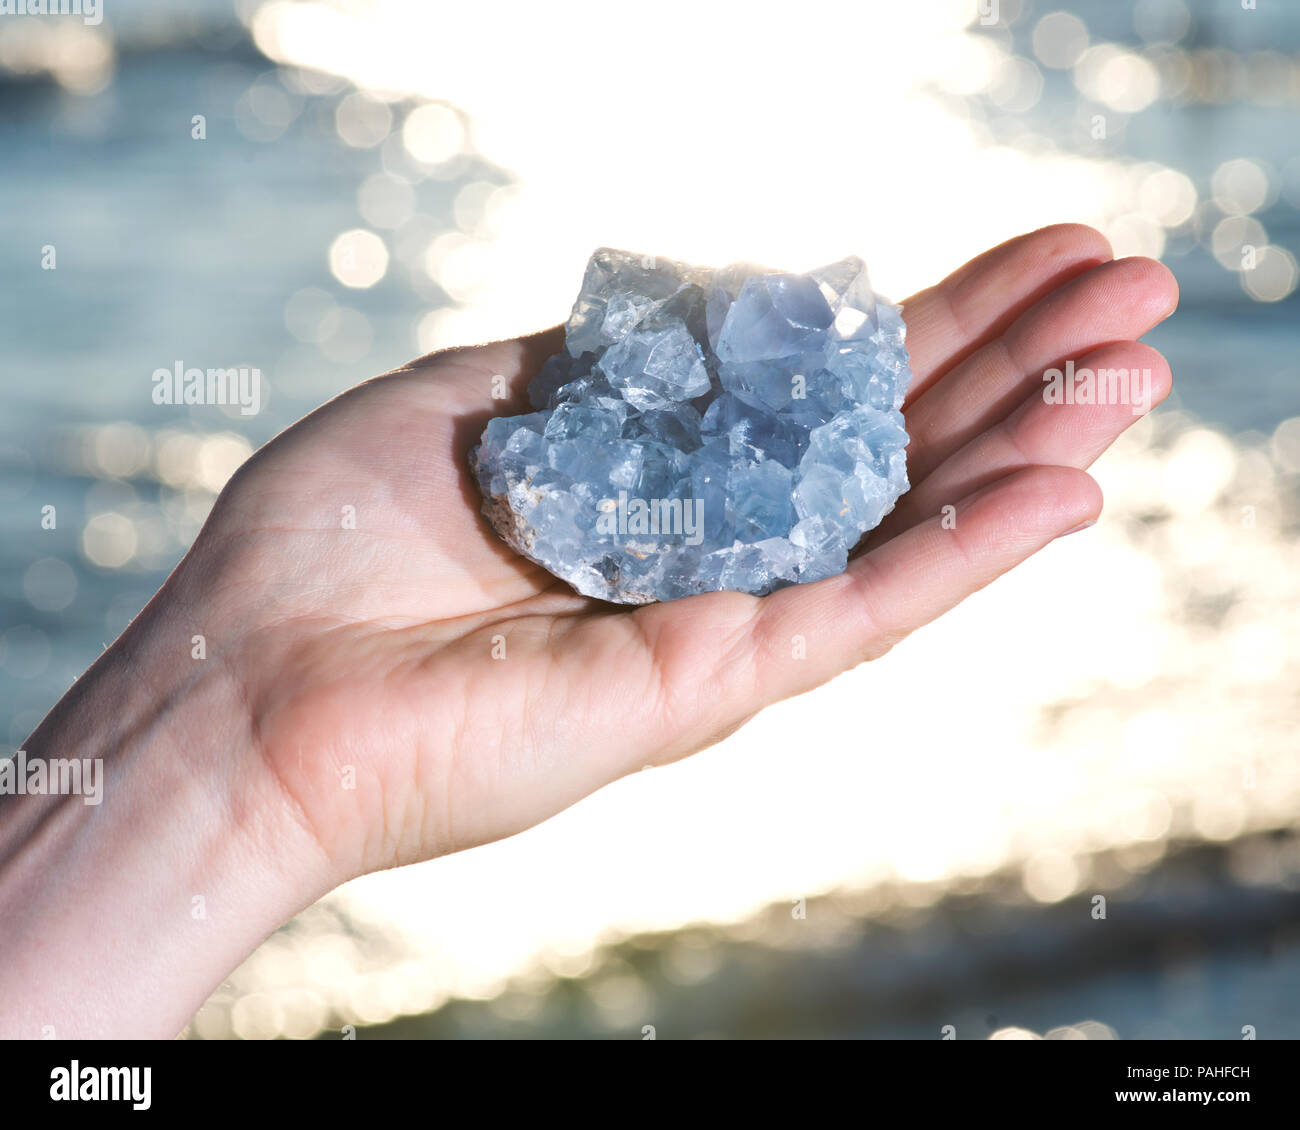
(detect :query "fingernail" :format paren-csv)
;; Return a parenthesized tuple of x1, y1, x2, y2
(1057, 519, 1097, 538)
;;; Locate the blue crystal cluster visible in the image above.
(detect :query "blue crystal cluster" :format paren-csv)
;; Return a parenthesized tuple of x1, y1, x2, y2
(471, 248, 913, 604)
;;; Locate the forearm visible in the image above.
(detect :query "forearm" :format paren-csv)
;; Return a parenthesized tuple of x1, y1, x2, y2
(0, 593, 317, 1039)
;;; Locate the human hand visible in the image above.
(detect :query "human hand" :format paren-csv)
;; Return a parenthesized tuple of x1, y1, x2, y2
(193, 222, 1175, 877)
(1, 224, 1176, 1036)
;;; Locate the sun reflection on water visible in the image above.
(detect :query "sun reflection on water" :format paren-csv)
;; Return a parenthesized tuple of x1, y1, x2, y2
(159, 0, 1300, 1035)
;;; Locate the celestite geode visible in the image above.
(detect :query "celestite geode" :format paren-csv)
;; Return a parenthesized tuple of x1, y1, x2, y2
(470, 248, 913, 604)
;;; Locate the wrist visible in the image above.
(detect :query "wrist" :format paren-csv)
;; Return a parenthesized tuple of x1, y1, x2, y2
(0, 585, 328, 1038)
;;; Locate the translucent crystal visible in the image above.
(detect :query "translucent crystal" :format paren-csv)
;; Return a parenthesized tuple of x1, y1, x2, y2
(470, 248, 913, 604)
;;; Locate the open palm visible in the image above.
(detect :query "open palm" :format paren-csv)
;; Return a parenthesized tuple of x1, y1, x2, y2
(179, 224, 1176, 887)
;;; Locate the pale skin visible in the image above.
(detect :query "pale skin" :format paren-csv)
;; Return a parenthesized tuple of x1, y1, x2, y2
(0, 224, 1177, 1037)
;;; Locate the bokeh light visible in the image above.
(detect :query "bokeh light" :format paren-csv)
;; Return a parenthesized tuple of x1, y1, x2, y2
(328, 228, 389, 288)
(1032, 11, 1089, 69)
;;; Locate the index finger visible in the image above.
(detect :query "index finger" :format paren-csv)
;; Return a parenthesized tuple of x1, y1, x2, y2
(900, 223, 1113, 404)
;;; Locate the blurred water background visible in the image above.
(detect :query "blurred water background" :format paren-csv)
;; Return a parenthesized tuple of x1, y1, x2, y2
(2, 0, 1299, 1039)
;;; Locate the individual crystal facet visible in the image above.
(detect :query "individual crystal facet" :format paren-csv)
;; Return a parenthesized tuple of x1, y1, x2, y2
(470, 248, 913, 604)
